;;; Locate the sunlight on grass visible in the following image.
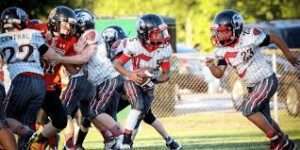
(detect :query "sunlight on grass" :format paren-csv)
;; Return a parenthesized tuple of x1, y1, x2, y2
(61, 110, 300, 150)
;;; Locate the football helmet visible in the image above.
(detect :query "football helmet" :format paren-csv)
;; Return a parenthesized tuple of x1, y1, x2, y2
(102, 25, 127, 58)
(0, 7, 28, 33)
(74, 9, 95, 35)
(137, 14, 170, 51)
(211, 9, 244, 47)
(48, 5, 77, 37)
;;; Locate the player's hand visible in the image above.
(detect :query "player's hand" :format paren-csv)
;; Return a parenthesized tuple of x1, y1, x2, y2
(128, 71, 144, 84)
(49, 36, 58, 48)
(291, 57, 300, 70)
(286, 51, 300, 70)
(205, 57, 215, 68)
(74, 37, 88, 53)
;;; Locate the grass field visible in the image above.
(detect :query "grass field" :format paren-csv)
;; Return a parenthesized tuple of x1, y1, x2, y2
(65, 110, 300, 150)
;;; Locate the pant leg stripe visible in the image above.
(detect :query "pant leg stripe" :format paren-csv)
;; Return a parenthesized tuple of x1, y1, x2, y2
(244, 79, 266, 111)
(250, 77, 272, 111)
(96, 79, 117, 114)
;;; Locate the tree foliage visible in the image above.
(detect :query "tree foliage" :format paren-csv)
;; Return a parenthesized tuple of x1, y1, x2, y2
(2, 0, 300, 52)
(0, 0, 93, 20)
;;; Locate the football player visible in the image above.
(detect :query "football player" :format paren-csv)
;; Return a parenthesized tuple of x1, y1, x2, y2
(113, 14, 173, 149)
(103, 25, 182, 150)
(61, 8, 96, 150)
(26, 6, 77, 150)
(0, 6, 71, 150)
(56, 10, 126, 149)
(207, 10, 298, 150)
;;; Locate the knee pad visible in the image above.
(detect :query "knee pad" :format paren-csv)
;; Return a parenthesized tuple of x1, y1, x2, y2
(143, 111, 156, 125)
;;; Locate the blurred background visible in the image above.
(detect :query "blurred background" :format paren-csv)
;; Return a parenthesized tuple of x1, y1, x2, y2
(1, 0, 300, 149)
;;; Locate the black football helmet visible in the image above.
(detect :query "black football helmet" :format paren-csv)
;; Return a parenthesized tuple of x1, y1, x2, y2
(74, 9, 95, 35)
(137, 14, 170, 51)
(102, 25, 127, 59)
(48, 6, 77, 37)
(211, 9, 244, 47)
(0, 7, 28, 33)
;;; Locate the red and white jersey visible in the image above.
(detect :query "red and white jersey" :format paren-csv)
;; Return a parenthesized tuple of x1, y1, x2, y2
(215, 27, 273, 86)
(115, 37, 172, 72)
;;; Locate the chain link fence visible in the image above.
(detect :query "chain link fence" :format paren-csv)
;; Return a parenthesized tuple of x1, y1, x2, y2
(152, 49, 300, 118)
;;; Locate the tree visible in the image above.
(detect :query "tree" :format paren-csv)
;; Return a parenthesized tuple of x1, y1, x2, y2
(2, 0, 300, 52)
(0, 0, 93, 20)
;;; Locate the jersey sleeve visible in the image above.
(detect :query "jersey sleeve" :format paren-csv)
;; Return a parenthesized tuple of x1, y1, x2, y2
(114, 38, 138, 64)
(32, 30, 49, 55)
(252, 27, 269, 47)
(119, 38, 137, 57)
(83, 29, 100, 45)
(162, 44, 173, 59)
(97, 42, 108, 57)
(159, 45, 172, 72)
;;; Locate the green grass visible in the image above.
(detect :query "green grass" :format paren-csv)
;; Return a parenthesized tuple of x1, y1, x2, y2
(63, 110, 300, 150)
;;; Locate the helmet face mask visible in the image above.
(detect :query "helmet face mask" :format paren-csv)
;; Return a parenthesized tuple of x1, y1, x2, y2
(59, 21, 75, 35)
(137, 14, 170, 51)
(211, 24, 234, 47)
(211, 9, 244, 47)
(147, 24, 170, 49)
(0, 7, 28, 33)
(48, 6, 77, 37)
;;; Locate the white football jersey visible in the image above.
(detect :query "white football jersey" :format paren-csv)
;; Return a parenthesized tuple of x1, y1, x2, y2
(215, 27, 273, 86)
(116, 37, 172, 71)
(0, 29, 45, 80)
(79, 30, 119, 86)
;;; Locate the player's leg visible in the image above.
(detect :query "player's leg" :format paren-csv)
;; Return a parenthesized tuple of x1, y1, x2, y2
(117, 94, 131, 113)
(90, 77, 123, 140)
(260, 93, 297, 150)
(0, 83, 17, 150)
(28, 87, 67, 150)
(143, 109, 182, 150)
(75, 114, 91, 149)
(35, 109, 48, 130)
(241, 74, 294, 149)
(0, 122, 17, 150)
(61, 77, 80, 149)
(5, 74, 45, 150)
(68, 76, 95, 149)
(101, 92, 130, 149)
(121, 81, 154, 148)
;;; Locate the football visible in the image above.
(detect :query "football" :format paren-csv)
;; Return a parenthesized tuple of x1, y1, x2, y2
(136, 68, 153, 79)
(135, 68, 154, 89)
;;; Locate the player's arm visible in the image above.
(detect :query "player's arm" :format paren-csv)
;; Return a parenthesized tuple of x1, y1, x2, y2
(59, 44, 97, 65)
(114, 54, 144, 83)
(0, 57, 4, 81)
(206, 57, 227, 78)
(38, 44, 62, 61)
(43, 43, 96, 65)
(267, 33, 299, 65)
(153, 59, 171, 83)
